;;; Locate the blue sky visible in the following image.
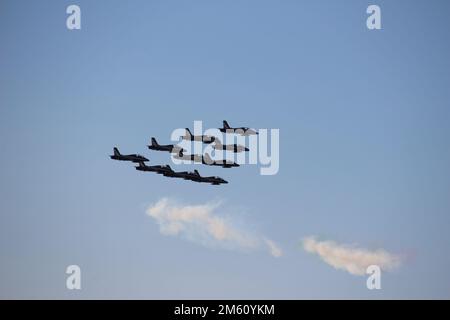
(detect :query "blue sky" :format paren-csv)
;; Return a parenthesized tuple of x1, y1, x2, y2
(1, 0, 450, 299)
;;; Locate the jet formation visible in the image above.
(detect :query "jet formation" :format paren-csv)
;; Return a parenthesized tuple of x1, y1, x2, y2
(110, 120, 258, 185)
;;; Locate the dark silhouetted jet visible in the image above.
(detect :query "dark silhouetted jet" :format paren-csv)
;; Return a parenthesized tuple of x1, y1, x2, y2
(163, 167, 228, 185)
(213, 138, 249, 153)
(110, 147, 149, 163)
(219, 120, 258, 136)
(181, 128, 216, 144)
(161, 165, 194, 180)
(148, 138, 185, 154)
(188, 170, 228, 185)
(135, 161, 171, 174)
(174, 152, 240, 168)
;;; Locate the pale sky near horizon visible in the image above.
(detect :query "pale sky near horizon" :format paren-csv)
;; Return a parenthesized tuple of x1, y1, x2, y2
(1, 0, 450, 299)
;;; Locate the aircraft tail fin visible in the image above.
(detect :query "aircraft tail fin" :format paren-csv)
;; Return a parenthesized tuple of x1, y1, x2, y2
(223, 120, 231, 129)
(138, 161, 145, 167)
(151, 137, 159, 147)
(194, 169, 200, 176)
(185, 128, 192, 136)
(113, 147, 121, 156)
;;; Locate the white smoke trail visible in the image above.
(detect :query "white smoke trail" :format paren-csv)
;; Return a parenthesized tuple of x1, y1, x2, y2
(264, 238, 283, 258)
(303, 236, 402, 276)
(146, 198, 283, 258)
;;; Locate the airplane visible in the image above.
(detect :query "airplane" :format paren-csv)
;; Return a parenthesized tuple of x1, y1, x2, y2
(136, 163, 199, 181)
(174, 151, 240, 168)
(160, 165, 195, 180)
(188, 170, 228, 185)
(181, 128, 216, 144)
(161, 166, 227, 185)
(212, 138, 249, 153)
(135, 161, 172, 174)
(219, 120, 258, 136)
(110, 147, 149, 163)
(148, 137, 185, 154)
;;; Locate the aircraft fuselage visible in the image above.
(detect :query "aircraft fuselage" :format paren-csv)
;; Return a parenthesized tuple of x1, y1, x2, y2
(110, 155, 148, 163)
